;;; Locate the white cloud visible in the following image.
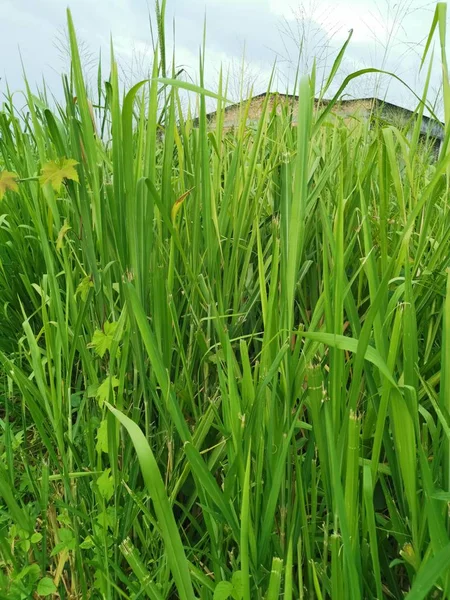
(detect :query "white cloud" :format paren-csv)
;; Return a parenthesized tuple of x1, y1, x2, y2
(0, 0, 444, 116)
(269, 0, 393, 44)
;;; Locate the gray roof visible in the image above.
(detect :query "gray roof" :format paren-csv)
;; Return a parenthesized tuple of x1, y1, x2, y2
(197, 92, 445, 140)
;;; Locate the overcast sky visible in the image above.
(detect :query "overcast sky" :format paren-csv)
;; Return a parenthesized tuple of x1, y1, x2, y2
(0, 0, 445, 116)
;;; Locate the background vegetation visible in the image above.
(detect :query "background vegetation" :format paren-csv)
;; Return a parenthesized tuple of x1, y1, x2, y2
(1, 1, 450, 598)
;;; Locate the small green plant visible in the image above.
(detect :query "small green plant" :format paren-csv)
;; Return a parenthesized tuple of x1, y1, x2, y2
(213, 571, 243, 600)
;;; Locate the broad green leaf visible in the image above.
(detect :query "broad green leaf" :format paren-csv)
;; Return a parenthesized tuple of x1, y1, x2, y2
(89, 321, 118, 358)
(96, 419, 109, 453)
(79, 536, 95, 550)
(18, 563, 40, 582)
(76, 275, 94, 302)
(96, 376, 119, 408)
(97, 468, 114, 501)
(231, 571, 244, 600)
(94, 569, 107, 594)
(50, 529, 75, 556)
(37, 577, 57, 596)
(96, 507, 115, 531)
(214, 581, 233, 600)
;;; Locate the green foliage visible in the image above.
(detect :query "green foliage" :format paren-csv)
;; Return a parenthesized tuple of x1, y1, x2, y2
(214, 581, 233, 600)
(95, 375, 120, 407)
(97, 469, 115, 501)
(1, 3, 450, 599)
(76, 274, 94, 301)
(89, 321, 119, 358)
(36, 577, 57, 596)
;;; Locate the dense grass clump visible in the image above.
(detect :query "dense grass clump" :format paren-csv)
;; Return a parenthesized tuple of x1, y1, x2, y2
(1, 3, 450, 599)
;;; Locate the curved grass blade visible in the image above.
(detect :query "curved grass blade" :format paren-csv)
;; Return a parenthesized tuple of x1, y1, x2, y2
(405, 543, 450, 600)
(300, 331, 397, 387)
(105, 403, 195, 600)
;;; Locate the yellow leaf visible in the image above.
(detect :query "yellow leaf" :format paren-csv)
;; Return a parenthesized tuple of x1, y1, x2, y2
(56, 220, 71, 252)
(39, 157, 79, 192)
(0, 170, 19, 201)
(171, 187, 194, 223)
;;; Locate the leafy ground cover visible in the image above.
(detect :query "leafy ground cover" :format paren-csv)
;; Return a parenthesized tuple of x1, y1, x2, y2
(1, 2, 450, 598)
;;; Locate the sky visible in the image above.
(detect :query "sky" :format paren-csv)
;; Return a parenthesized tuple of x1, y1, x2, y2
(0, 0, 445, 117)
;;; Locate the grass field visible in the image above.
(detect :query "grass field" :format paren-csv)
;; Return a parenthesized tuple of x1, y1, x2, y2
(1, 2, 450, 598)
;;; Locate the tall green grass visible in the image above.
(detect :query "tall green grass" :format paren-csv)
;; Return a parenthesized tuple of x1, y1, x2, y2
(1, 2, 450, 598)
